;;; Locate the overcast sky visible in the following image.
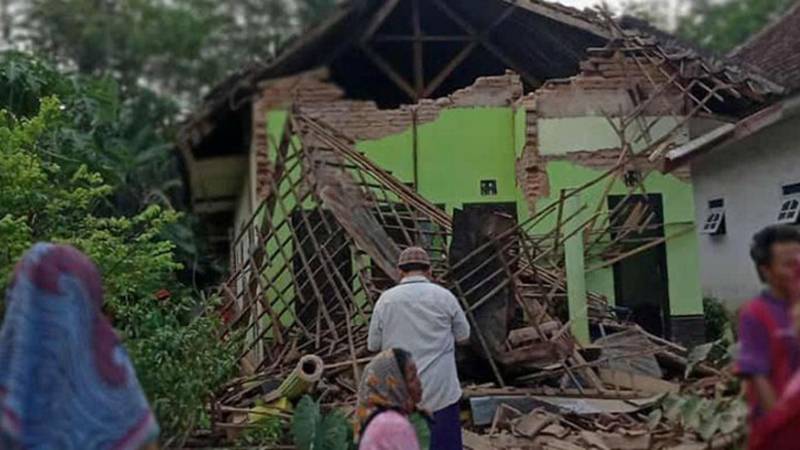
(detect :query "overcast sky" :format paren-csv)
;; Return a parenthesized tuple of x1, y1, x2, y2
(556, 0, 683, 28)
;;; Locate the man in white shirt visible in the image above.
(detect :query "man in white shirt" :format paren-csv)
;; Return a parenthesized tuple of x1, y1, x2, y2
(368, 247, 470, 450)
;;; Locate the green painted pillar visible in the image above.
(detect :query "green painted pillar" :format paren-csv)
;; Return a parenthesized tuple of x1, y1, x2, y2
(564, 193, 590, 345)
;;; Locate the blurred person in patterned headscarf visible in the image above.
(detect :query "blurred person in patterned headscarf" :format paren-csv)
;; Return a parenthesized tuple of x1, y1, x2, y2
(0, 243, 159, 450)
(355, 348, 428, 450)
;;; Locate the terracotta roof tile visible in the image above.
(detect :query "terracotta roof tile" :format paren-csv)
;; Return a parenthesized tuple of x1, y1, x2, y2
(731, 1, 800, 92)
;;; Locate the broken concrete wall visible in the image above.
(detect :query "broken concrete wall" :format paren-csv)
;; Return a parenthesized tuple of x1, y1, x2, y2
(253, 70, 527, 222)
(513, 49, 695, 212)
(256, 69, 523, 143)
(512, 52, 703, 326)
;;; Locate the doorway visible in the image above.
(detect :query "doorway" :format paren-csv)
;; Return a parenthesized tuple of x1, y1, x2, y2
(608, 194, 671, 338)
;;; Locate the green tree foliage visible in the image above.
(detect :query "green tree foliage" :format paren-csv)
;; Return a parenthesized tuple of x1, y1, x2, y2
(15, 0, 337, 100)
(0, 51, 223, 284)
(676, 0, 796, 53)
(0, 92, 235, 442)
(0, 52, 177, 212)
(3, 0, 341, 282)
(619, 0, 796, 54)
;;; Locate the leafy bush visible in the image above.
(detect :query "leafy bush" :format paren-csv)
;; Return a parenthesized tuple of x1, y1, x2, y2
(237, 415, 284, 446)
(0, 96, 234, 441)
(291, 396, 431, 450)
(703, 297, 733, 343)
(0, 51, 224, 287)
(292, 396, 353, 450)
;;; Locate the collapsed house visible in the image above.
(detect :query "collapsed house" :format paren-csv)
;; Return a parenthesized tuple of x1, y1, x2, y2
(177, 0, 783, 448)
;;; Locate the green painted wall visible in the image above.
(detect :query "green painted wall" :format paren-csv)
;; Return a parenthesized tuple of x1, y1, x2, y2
(358, 108, 518, 214)
(253, 105, 703, 323)
(531, 160, 702, 315)
(262, 110, 300, 329)
(665, 224, 704, 315)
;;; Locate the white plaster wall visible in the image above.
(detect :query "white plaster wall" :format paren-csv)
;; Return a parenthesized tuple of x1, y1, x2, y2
(538, 116, 689, 155)
(691, 115, 800, 308)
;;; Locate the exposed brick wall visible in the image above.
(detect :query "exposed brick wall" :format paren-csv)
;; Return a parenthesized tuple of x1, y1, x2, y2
(444, 70, 524, 107)
(256, 69, 525, 142)
(252, 69, 528, 202)
(255, 56, 690, 213)
(512, 50, 691, 210)
(536, 51, 686, 119)
(515, 95, 550, 214)
(252, 96, 272, 200)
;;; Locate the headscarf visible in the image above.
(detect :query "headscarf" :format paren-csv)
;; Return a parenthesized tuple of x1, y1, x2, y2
(355, 349, 422, 441)
(0, 243, 159, 449)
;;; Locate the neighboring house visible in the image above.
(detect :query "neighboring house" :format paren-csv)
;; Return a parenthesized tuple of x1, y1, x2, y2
(666, 1, 800, 308)
(179, 0, 779, 342)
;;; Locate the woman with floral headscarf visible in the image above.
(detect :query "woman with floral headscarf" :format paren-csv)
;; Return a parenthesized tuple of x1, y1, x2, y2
(0, 243, 159, 450)
(355, 348, 428, 450)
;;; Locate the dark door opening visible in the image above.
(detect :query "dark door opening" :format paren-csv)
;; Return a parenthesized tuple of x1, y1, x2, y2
(451, 202, 520, 380)
(608, 194, 671, 338)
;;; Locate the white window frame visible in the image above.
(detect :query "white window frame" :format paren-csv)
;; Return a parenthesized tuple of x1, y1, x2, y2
(777, 194, 800, 225)
(700, 202, 725, 235)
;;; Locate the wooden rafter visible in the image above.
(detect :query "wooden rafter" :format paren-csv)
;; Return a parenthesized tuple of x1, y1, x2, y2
(430, 0, 541, 88)
(373, 35, 473, 42)
(411, 0, 424, 96)
(360, 43, 418, 100)
(431, 0, 477, 34)
(423, 41, 479, 97)
(361, 0, 402, 43)
(362, 0, 540, 100)
(507, 0, 610, 39)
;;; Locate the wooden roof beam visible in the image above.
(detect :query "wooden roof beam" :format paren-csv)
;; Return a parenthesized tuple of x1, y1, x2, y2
(506, 0, 610, 39)
(411, 0, 424, 96)
(360, 43, 418, 101)
(361, 0, 402, 43)
(432, 0, 542, 88)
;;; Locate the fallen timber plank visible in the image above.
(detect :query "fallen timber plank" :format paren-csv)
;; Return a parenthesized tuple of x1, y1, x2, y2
(463, 386, 645, 399)
(469, 394, 660, 426)
(598, 368, 679, 395)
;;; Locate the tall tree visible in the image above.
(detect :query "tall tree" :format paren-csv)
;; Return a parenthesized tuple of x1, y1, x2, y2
(676, 0, 796, 53)
(15, 0, 335, 101)
(2, 0, 366, 285)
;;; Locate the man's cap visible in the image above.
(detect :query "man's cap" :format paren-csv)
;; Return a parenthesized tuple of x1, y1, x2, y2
(398, 246, 431, 267)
